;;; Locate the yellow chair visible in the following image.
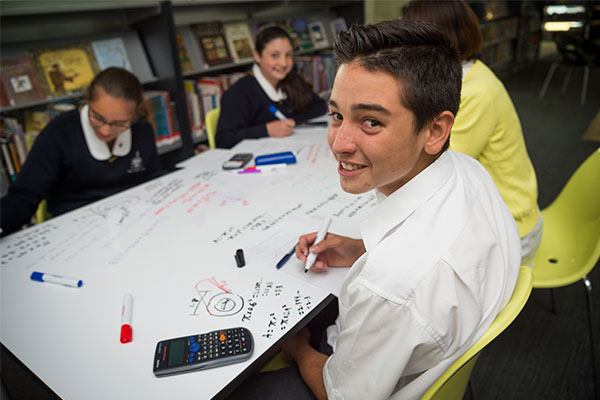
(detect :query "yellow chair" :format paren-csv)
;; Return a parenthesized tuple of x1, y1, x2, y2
(531, 147, 600, 398)
(35, 199, 52, 223)
(421, 266, 533, 400)
(205, 108, 220, 149)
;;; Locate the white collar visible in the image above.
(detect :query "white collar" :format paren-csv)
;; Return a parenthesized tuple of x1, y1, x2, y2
(80, 104, 132, 161)
(361, 152, 453, 251)
(462, 59, 475, 78)
(252, 63, 287, 102)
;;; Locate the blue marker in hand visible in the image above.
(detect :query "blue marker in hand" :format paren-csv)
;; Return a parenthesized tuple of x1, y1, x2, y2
(269, 105, 287, 121)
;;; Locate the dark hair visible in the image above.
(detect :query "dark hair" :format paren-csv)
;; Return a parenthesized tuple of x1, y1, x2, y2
(333, 19, 461, 151)
(255, 26, 314, 112)
(402, 0, 483, 61)
(86, 67, 145, 118)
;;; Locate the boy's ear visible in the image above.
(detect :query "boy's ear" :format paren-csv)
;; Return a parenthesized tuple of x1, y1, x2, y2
(424, 111, 454, 155)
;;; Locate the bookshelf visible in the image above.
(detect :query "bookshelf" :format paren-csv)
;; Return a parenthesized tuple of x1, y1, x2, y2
(0, 0, 362, 178)
(467, 0, 543, 75)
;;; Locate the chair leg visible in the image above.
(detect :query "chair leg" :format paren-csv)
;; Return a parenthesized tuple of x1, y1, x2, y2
(583, 275, 598, 400)
(581, 65, 590, 106)
(561, 67, 572, 95)
(539, 62, 558, 99)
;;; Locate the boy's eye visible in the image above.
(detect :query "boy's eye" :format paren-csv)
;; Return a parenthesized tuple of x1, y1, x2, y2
(328, 111, 342, 121)
(363, 119, 380, 128)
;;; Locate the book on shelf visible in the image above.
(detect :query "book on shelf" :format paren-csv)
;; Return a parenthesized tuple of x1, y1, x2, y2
(29, 42, 99, 96)
(91, 37, 133, 71)
(177, 26, 206, 73)
(291, 18, 314, 51)
(329, 16, 348, 37)
(143, 91, 180, 148)
(183, 80, 203, 139)
(0, 56, 46, 107)
(223, 22, 255, 62)
(192, 22, 233, 67)
(176, 31, 194, 73)
(308, 20, 330, 49)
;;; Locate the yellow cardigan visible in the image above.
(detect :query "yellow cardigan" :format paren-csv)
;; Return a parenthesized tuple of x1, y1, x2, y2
(450, 60, 540, 237)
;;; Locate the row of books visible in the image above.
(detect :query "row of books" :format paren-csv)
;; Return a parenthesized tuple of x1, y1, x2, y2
(1, 37, 134, 108)
(142, 91, 181, 149)
(1, 116, 44, 184)
(177, 16, 347, 72)
(183, 73, 247, 140)
(294, 53, 336, 95)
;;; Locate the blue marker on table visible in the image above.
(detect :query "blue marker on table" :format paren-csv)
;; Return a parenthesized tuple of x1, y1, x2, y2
(268, 105, 287, 121)
(30, 271, 83, 288)
(276, 243, 298, 269)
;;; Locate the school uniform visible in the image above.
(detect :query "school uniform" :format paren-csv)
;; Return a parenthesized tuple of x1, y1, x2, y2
(0, 105, 162, 236)
(216, 64, 327, 148)
(323, 151, 521, 399)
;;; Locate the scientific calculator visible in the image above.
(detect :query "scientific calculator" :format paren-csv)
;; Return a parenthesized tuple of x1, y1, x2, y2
(153, 327, 254, 377)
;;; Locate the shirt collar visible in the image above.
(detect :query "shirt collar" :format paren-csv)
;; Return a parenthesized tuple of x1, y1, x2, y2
(80, 104, 132, 161)
(462, 59, 475, 78)
(252, 63, 287, 102)
(360, 151, 454, 252)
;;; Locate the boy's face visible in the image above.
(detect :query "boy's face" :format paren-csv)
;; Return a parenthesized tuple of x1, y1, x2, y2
(327, 62, 431, 196)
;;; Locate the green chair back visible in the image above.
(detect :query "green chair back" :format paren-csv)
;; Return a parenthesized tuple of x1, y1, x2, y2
(205, 108, 220, 149)
(421, 266, 533, 400)
(533, 148, 600, 288)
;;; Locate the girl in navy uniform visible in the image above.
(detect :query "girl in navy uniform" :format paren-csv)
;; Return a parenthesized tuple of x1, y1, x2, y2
(216, 26, 327, 148)
(1, 67, 162, 236)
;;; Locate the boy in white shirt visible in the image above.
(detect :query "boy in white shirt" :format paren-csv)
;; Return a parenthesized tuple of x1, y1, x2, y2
(228, 19, 520, 400)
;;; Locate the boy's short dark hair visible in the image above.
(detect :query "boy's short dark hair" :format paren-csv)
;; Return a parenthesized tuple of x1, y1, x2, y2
(333, 19, 461, 150)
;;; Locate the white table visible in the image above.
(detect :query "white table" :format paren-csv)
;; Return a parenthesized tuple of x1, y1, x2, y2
(1, 127, 377, 399)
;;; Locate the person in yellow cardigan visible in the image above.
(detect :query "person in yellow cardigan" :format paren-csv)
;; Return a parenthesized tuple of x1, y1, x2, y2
(403, 0, 543, 266)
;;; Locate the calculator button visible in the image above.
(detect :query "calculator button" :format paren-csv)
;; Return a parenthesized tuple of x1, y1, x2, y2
(189, 343, 200, 352)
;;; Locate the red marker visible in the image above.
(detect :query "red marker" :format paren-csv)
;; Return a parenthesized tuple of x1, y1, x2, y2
(120, 294, 133, 344)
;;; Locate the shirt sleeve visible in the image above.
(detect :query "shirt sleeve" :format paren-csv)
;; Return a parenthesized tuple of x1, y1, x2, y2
(291, 92, 328, 123)
(323, 281, 445, 400)
(449, 82, 496, 159)
(0, 124, 63, 236)
(138, 121, 163, 180)
(216, 84, 269, 149)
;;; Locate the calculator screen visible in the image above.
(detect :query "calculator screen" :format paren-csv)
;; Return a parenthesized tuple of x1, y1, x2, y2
(167, 339, 185, 366)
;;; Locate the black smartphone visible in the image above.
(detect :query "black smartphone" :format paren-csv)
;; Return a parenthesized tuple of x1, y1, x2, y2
(222, 153, 253, 170)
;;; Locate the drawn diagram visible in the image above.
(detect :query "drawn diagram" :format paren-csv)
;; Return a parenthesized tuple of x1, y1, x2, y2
(189, 277, 244, 317)
(87, 196, 140, 224)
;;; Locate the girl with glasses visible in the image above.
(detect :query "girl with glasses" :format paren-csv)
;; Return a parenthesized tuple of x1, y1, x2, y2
(1, 67, 162, 236)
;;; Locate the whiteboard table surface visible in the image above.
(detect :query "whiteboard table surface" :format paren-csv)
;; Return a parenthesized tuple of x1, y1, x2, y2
(0, 131, 377, 399)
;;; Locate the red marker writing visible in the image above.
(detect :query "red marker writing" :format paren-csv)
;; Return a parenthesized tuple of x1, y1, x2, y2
(120, 294, 133, 344)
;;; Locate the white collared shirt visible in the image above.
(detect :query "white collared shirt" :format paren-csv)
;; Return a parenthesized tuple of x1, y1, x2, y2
(80, 104, 132, 161)
(323, 151, 521, 399)
(252, 63, 287, 102)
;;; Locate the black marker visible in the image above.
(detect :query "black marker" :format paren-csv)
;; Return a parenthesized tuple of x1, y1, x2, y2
(235, 249, 245, 268)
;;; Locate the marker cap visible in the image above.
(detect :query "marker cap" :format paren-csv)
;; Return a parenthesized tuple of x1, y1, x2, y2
(30, 272, 44, 282)
(120, 324, 132, 343)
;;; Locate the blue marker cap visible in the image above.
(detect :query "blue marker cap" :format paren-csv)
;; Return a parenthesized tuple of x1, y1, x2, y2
(268, 105, 277, 114)
(30, 271, 44, 282)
